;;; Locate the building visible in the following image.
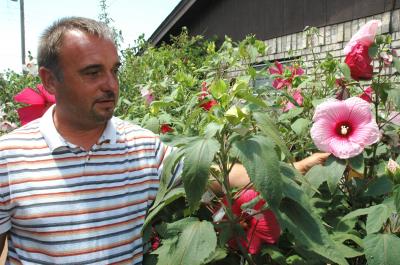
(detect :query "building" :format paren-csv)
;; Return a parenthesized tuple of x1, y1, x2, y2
(149, 0, 400, 68)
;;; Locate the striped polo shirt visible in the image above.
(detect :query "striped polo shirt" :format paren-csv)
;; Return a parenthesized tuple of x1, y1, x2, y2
(0, 105, 178, 264)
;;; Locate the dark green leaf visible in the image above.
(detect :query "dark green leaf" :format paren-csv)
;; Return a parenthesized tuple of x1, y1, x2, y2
(366, 204, 391, 234)
(143, 187, 186, 230)
(277, 195, 349, 265)
(303, 165, 327, 197)
(364, 176, 393, 197)
(232, 135, 282, 207)
(182, 137, 220, 212)
(364, 233, 400, 265)
(368, 44, 379, 58)
(254, 112, 294, 162)
(394, 184, 400, 213)
(348, 154, 364, 173)
(325, 156, 346, 193)
(291, 118, 310, 136)
(153, 217, 217, 265)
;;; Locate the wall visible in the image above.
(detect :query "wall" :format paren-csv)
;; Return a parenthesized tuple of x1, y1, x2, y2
(263, 9, 400, 72)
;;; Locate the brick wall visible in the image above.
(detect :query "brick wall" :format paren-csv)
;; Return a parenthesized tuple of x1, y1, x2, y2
(262, 9, 400, 71)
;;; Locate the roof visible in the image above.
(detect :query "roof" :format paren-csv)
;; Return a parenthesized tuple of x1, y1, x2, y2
(148, 0, 197, 46)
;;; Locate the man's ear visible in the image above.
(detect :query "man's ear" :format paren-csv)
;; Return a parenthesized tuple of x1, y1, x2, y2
(39, 66, 58, 95)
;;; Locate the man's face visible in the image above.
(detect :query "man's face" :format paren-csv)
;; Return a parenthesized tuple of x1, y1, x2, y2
(54, 30, 120, 128)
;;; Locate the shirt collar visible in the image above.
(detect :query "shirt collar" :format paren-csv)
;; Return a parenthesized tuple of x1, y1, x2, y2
(40, 104, 118, 152)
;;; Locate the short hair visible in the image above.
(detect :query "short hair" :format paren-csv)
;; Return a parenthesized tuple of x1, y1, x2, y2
(37, 17, 115, 80)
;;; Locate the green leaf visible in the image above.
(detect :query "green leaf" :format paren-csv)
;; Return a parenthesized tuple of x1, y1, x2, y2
(387, 87, 400, 108)
(143, 117, 160, 133)
(210, 79, 227, 100)
(291, 118, 310, 136)
(368, 44, 379, 58)
(325, 156, 346, 193)
(341, 207, 372, 221)
(202, 247, 227, 264)
(338, 63, 351, 80)
(254, 112, 294, 162)
(232, 135, 282, 207)
(182, 137, 220, 212)
(393, 57, 400, 74)
(348, 153, 364, 173)
(303, 165, 327, 197)
(364, 176, 393, 197)
(394, 184, 400, 213)
(278, 107, 303, 121)
(143, 187, 186, 231)
(262, 246, 286, 265)
(366, 204, 391, 234)
(277, 194, 349, 265)
(153, 217, 217, 265)
(204, 122, 223, 138)
(364, 233, 400, 265)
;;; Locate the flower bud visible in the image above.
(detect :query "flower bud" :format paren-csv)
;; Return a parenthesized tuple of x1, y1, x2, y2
(386, 159, 400, 184)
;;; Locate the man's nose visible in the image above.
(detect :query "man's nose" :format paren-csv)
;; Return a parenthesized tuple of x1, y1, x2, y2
(103, 71, 119, 92)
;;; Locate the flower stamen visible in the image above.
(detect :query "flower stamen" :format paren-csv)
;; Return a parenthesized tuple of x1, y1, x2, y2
(340, 125, 350, 135)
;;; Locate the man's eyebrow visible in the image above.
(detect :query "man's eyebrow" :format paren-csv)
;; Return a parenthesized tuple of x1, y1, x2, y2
(79, 64, 103, 73)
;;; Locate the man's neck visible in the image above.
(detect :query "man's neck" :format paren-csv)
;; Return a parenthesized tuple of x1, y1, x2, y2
(53, 108, 107, 151)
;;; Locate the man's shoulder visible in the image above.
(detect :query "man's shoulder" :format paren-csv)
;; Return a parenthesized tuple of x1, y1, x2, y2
(0, 120, 43, 150)
(113, 117, 160, 141)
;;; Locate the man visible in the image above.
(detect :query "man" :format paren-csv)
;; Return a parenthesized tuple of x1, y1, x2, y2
(0, 17, 327, 264)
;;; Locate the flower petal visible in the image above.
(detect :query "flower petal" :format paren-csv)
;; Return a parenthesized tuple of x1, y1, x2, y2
(17, 105, 46, 125)
(14, 87, 46, 105)
(348, 122, 380, 146)
(328, 137, 363, 159)
(344, 20, 382, 55)
(37, 84, 55, 103)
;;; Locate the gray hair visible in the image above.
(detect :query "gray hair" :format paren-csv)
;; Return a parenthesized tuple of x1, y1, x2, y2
(37, 17, 115, 80)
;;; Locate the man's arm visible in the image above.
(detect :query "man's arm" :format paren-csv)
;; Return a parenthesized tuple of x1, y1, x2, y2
(0, 233, 7, 260)
(210, 153, 330, 193)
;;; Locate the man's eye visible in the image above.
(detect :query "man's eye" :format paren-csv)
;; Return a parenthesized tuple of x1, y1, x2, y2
(87, 71, 100, 76)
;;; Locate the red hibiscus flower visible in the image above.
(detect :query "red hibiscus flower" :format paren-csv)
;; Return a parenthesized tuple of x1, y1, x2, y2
(223, 189, 280, 254)
(14, 84, 56, 125)
(160, 124, 173, 134)
(198, 81, 218, 111)
(151, 235, 160, 250)
(359, 86, 373, 103)
(200, 99, 218, 111)
(344, 43, 373, 81)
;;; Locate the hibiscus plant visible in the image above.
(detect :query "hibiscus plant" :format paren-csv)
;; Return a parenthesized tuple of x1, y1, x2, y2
(137, 21, 400, 265)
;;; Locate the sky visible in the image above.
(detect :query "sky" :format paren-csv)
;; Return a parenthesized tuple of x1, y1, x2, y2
(0, 0, 181, 72)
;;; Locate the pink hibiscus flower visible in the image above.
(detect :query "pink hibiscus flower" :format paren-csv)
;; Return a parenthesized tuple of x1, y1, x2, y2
(310, 97, 380, 159)
(283, 89, 303, 112)
(14, 84, 56, 125)
(344, 20, 382, 55)
(268, 61, 304, 90)
(140, 87, 154, 105)
(224, 189, 280, 254)
(269, 61, 291, 89)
